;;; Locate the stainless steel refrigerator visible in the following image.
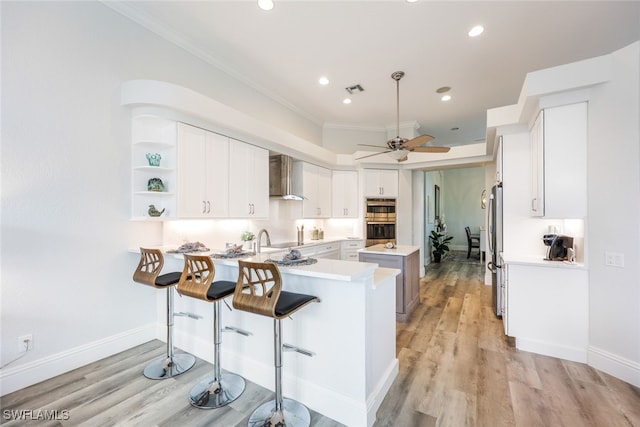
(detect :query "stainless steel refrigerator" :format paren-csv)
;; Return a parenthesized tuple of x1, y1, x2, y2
(487, 183, 503, 318)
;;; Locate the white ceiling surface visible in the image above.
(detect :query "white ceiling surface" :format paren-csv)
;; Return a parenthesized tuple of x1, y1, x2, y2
(117, 1, 640, 156)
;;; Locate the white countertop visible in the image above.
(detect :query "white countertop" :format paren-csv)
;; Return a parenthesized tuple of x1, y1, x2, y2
(501, 252, 586, 270)
(134, 245, 377, 282)
(358, 244, 420, 256)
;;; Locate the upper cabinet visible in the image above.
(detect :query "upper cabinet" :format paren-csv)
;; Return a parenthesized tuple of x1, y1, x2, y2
(131, 115, 177, 220)
(177, 123, 229, 218)
(364, 169, 398, 198)
(228, 141, 269, 218)
(529, 102, 587, 218)
(332, 170, 359, 218)
(301, 162, 331, 218)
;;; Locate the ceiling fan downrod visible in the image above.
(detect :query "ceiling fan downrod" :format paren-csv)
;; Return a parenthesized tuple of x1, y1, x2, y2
(391, 71, 404, 139)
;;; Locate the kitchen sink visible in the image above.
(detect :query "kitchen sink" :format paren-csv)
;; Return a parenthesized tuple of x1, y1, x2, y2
(269, 242, 301, 249)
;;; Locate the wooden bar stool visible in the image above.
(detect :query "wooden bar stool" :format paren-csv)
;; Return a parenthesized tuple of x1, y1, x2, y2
(132, 248, 196, 379)
(177, 254, 246, 409)
(234, 260, 319, 426)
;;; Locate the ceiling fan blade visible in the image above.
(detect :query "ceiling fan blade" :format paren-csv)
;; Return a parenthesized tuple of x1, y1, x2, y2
(411, 146, 451, 153)
(357, 144, 388, 150)
(355, 150, 391, 160)
(404, 134, 435, 148)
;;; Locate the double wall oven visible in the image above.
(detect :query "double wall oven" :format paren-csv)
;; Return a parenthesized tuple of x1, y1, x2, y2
(365, 198, 396, 246)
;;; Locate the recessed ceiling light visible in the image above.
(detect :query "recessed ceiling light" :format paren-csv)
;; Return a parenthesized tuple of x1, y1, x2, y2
(468, 25, 484, 37)
(257, 0, 274, 11)
(319, 76, 329, 85)
(343, 98, 352, 105)
(441, 94, 452, 102)
(406, 0, 418, 3)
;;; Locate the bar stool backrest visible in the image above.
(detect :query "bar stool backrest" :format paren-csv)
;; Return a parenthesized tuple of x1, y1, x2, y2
(234, 261, 282, 318)
(133, 248, 165, 289)
(177, 254, 216, 301)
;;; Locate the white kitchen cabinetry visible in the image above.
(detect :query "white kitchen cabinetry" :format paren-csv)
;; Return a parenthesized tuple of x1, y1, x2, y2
(177, 123, 229, 218)
(529, 102, 587, 218)
(228, 141, 269, 218)
(331, 170, 359, 218)
(341, 239, 364, 261)
(296, 242, 341, 260)
(301, 162, 331, 218)
(364, 169, 398, 198)
(131, 115, 177, 220)
(503, 258, 588, 363)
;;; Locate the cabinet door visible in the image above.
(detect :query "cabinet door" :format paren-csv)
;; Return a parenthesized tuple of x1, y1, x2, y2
(248, 145, 269, 218)
(529, 111, 545, 216)
(177, 124, 208, 217)
(544, 102, 587, 218)
(177, 124, 228, 218)
(205, 132, 229, 217)
(332, 170, 359, 218)
(228, 141, 268, 218)
(302, 163, 331, 218)
(364, 169, 398, 198)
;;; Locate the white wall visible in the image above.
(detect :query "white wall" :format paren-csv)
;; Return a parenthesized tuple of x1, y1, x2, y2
(0, 2, 323, 395)
(586, 42, 640, 382)
(441, 167, 485, 251)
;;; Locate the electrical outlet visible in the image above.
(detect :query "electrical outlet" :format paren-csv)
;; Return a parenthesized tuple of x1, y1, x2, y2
(18, 334, 32, 353)
(605, 252, 625, 268)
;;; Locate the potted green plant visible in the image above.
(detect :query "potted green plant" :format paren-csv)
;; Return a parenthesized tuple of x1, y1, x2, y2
(241, 231, 255, 250)
(429, 230, 453, 263)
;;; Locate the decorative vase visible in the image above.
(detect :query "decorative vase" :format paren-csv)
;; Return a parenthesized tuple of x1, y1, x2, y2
(147, 177, 165, 192)
(146, 153, 161, 167)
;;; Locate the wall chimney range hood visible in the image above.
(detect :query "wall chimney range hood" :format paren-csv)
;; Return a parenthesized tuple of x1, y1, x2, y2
(269, 154, 304, 200)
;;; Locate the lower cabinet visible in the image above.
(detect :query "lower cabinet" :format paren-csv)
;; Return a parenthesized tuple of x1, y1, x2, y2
(341, 239, 364, 261)
(503, 260, 588, 363)
(359, 249, 420, 322)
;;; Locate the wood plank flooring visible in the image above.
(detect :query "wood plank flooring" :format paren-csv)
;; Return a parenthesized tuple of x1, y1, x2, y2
(2, 251, 639, 426)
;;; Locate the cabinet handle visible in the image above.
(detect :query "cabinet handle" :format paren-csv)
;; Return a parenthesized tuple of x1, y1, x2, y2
(207, 201, 211, 214)
(531, 198, 536, 211)
(202, 201, 207, 214)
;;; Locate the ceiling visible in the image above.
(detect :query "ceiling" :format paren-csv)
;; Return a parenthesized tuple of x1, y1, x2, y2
(114, 1, 639, 157)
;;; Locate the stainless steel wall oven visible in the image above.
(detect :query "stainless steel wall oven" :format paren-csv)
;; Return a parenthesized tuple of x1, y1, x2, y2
(365, 198, 396, 246)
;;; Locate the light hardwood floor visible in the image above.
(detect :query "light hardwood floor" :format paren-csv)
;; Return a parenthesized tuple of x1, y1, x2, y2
(2, 252, 639, 426)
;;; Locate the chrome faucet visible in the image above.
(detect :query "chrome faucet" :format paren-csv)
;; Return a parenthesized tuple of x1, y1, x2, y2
(256, 229, 271, 253)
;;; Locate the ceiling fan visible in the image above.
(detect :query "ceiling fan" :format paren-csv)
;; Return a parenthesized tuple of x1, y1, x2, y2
(356, 71, 450, 162)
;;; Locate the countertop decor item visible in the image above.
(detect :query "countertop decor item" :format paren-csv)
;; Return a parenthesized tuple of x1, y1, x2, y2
(167, 241, 209, 253)
(148, 204, 165, 217)
(146, 152, 161, 167)
(147, 177, 164, 192)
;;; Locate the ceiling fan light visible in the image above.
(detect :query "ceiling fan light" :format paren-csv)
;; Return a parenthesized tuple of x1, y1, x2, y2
(257, 0, 274, 11)
(388, 149, 408, 160)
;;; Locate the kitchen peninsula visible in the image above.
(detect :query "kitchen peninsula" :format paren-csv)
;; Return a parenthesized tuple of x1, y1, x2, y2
(358, 245, 420, 322)
(152, 250, 399, 427)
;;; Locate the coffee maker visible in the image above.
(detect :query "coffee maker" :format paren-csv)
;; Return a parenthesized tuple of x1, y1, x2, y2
(543, 234, 574, 261)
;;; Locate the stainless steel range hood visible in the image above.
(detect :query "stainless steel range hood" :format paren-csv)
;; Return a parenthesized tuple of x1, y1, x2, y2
(269, 154, 304, 200)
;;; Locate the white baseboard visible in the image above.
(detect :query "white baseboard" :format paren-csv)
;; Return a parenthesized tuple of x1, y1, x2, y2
(0, 324, 155, 397)
(516, 337, 587, 364)
(588, 346, 640, 387)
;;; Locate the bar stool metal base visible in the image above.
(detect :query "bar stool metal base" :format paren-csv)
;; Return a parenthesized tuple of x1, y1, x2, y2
(248, 398, 311, 427)
(143, 353, 196, 380)
(189, 373, 245, 409)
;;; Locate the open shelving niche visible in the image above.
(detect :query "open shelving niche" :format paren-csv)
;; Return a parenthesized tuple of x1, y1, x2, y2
(131, 113, 177, 220)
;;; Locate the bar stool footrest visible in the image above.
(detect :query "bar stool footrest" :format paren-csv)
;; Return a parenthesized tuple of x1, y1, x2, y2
(223, 326, 252, 336)
(248, 398, 310, 427)
(143, 353, 196, 380)
(189, 373, 245, 409)
(283, 343, 315, 357)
